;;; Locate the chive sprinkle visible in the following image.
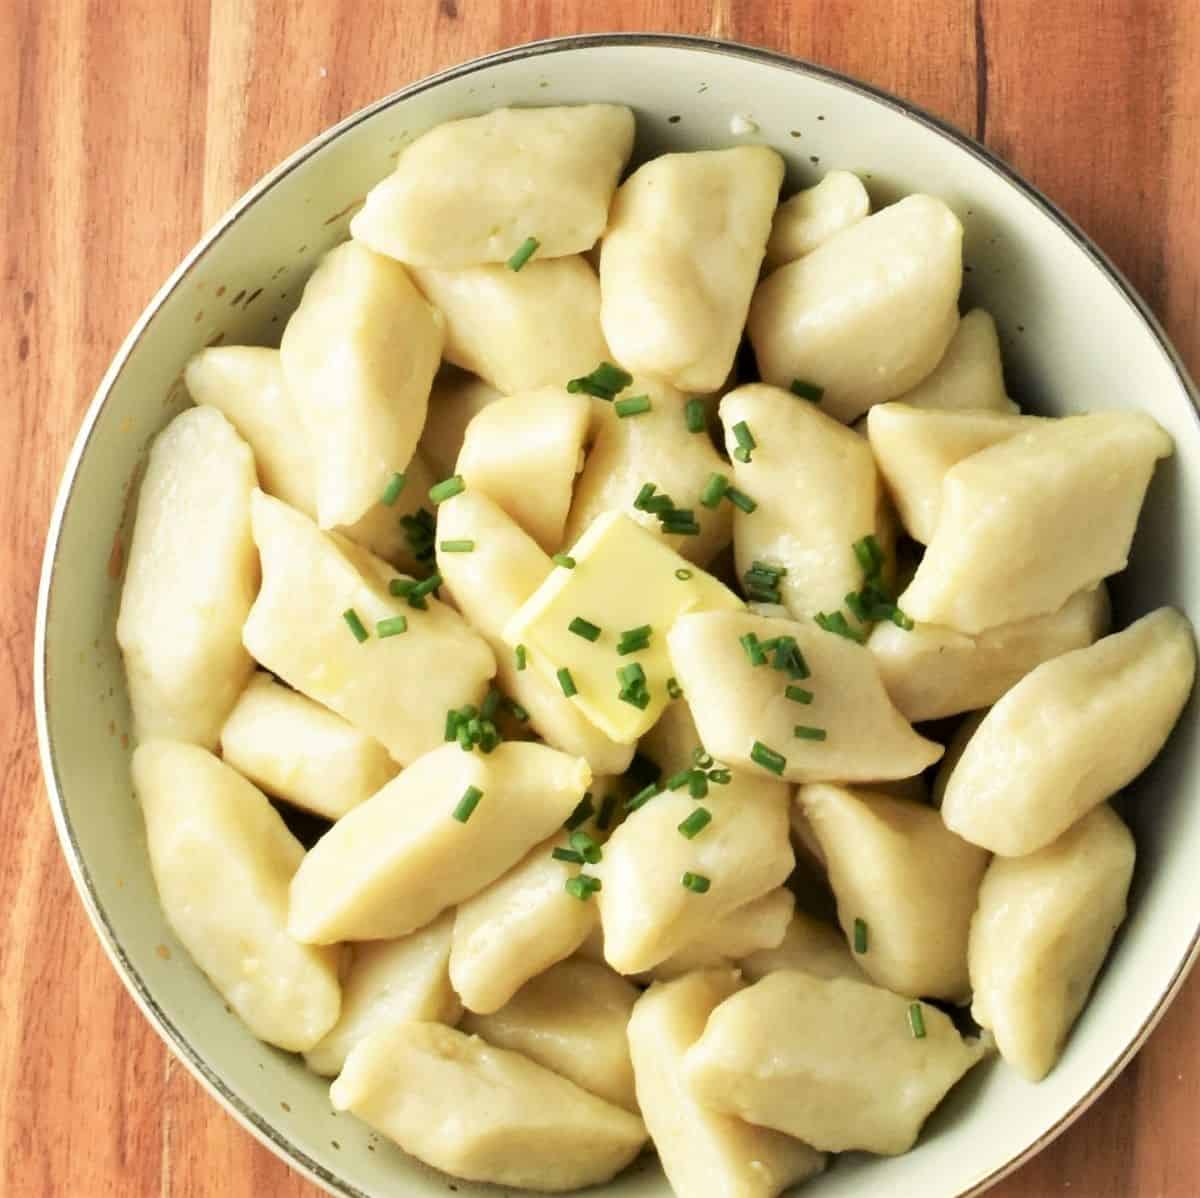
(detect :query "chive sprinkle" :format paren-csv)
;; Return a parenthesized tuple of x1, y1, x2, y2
(740, 632, 767, 666)
(343, 609, 368, 643)
(389, 577, 417, 597)
(785, 685, 814, 704)
(853, 918, 868, 954)
(731, 420, 756, 463)
(790, 378, 824, 403)
(685, 397, 706, 432)
(506, 235, 540, 271)
(665, 768, 693, 791)
(794, 725, 827, 741)
(815, 610, 867, 643)
(667, 676, 683, 699)
(480, 688, 501, 720)
(700, 472, 730, 509)
(625, 781, 662, 812)
(400, 507, 436, 562)
(853, 534, 885, 576)
(569, 829, 603, 864)
(750, 740, 786, 775)
(564, 793, 595, 831)
(678, 807, 712, 839)
(381, 472, 407, 505)
(556, 667, 578, 697)
(515, 643, 527, 671)
(726, 486, 758, 513)
(407, 572, 442, 606)
(564, 873, 602, 900)
(552, 847, 585, 864)
(890, 607, 915, 631)
(444, 709, 461, 741)
(908, 1002, 927, 1040)
(617, 625, 652, 655)
(428, 475, 465, 504)
(596, 794, 617, 830)
(567, 362, 632, 399)
(568, 616, 602, 642)
(681, 871, 711, 893)
(552, 553, 576, 569)
(614, 394, 652, 418)
(506, 698, 529, 722)
(688, 770, 709, 799)
(675, 568, 693, 580)
(692, 747, 714, 768)
(376, 615, 408, 638)
(708, 768, 732, 785)
(439, 539, 475, 553)
(452, 785, 483, 823)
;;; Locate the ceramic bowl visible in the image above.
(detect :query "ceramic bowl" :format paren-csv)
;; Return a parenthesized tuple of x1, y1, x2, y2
(35, 32, 1200, 1198)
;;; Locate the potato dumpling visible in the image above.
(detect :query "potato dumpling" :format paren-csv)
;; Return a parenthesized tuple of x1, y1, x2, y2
(462, 958, 639, 1112)
(970, 805, 1135, 1081)
(942, 607, 1195, 855)
(116, 406, 257, 749)
(564, 378, 733, 567)
(799, 783, 989, 1001)
(413, 256, 609, 395)
(419, 367, 502, 480)
(133, 740, 340, 1052)
(749, 195, 963, 424)
(288, 741, 590, 944)
(351, 104, 634, 268)
(330, 1022, 646, 1192)
(868, 584, 1111, 723)
(280, 241, 443, 529)
(600, 146, 784, 392)
(435, 492, 634, 774)
(219, 672, 398, 820)
(739, 910, 868, 984)
(450, 836, 599, 1014)
(763, 169, 870, 271)
(629, 971, 826, 1198)
(930, 710, 987, 809)
(683, 971, 989, 1155)
(667, 611, 942, 784)
(455, 388, 591, 553)
(721, 383, 881, 620)
(895, 308, 1017, 413)
(305, 910, 461, 1077)
(900, 411, 1173, 633)
(243, 491, 494, 765)
(865, 401, 1034, 543)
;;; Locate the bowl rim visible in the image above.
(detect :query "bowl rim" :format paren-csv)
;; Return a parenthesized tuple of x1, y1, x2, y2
(33, 30, 1200, 1198)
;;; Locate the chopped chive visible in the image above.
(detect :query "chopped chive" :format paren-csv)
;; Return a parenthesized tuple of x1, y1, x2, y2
(552, 553, 576, 569)
(567, 362, 632, 399)
(552, 847, 585, 864)
(478, 719, 500, 754)
(844, 590, 869, 623)
(505, 698, 529, 722)
(663, 521, 701, 536)
(614, 394, 652, 418)
(617, 662, 646, 687)
(726, 486, 758, 513)
(667, 676, 683, 699)
(785, 685, 814, 704)
(596, 794, 617, 830)
(619, 623, 652, 641)
(444, 709, 462, 741)
(790, 378, 824, 403)
(890, 606, 915, 631)
(439, 539, 475, 553)
(564, 873, 602, 900)
(428, 475, 465, 504)
(506, 235, 540, 271)
(568, 616, 602, 642)
(452, 785, 483, 823)
(618, 687, 651, 710)
(456, 722, 474, 751)
(556, 667, 577, 698)
(708, 768, 732, 785)
(853, 533, 885, 576)
(634, 482, 659, 510)
(731, 420, 756, 463)
(465, 717, 483, 744)
(815, 610, 867, 643)
(794, 725, 827, 741)
(665, 768, 693, 791)
(376, 615, 408, 638)
(750, 740, 787, 776)
(616, 636, 650, 656)
(740, 632, 767, 666)
(700, 472, 730, 509)
(342, 609, 369, 643)
(853, 918, 868, 954)
(692, 747, 714, 768)
(381, 472, 407, 505)
(625, 781, 662, 812)
(407, 572, 442, 606)
(675, 568, 693, 581)
(685, 397, 706, 432)
(564, 793, 595, 831)
(480, 688, 501, 720)
(908, 1002, 927, 1040)
(681, 871, 711, 893)
(515, 643, 527, 671)
(678, 807, 712, 839)
(569, 829, 602, 864)
(389, 577, 417, 597)
(688, 770, 709, 799)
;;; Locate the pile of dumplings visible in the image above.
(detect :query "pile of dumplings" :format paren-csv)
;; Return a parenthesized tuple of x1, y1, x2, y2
(117, 104, 1196, 1195)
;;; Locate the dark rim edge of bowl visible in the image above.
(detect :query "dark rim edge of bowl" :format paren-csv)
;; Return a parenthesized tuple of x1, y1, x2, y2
(32, 31, 1200, 1198)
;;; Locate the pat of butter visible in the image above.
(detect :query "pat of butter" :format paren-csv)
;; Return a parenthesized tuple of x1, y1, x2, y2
(503, 512, 743, 742)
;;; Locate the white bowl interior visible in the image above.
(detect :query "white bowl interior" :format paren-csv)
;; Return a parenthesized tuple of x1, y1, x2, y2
(38, 36, 1200, 1198)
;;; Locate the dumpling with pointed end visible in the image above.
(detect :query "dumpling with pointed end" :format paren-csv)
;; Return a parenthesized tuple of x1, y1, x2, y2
(720, 383, 881, 620)
(970, 805, 1135, 1080)
(289, 741, 590, 944)
(242, 491, 494, 765)
(763, 169, 870, 271)
(942, 607, 1195, 855)
(331, 1022, 646, 1192)
(281, 241, 443, 529)
(133, 741, 340, 1052)
(350, 104, 634, 267)
(683, 971, 989, 1155)
(629, 971, 826, 1198)
(749, 195, 963, 424)
(798, 783, 989, 1001)
(896, 308, 1017, 413)
(740, 910, 868, 983)
(419, 368, 502, 480)
(412, 256, 609, 395)
(600, 146, 784, 392)
(455, 388, 590, 553)
(899, 412, 1173, 633)
(116, 406, 257, 749)
(668, 611, 943, 784)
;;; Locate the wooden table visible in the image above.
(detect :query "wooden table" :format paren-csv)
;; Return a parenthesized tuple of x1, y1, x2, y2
(3, 2, 1198, 1194)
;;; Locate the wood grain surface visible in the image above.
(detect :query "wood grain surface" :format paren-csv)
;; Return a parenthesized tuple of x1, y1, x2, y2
(3, 2, 1198, 1195)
